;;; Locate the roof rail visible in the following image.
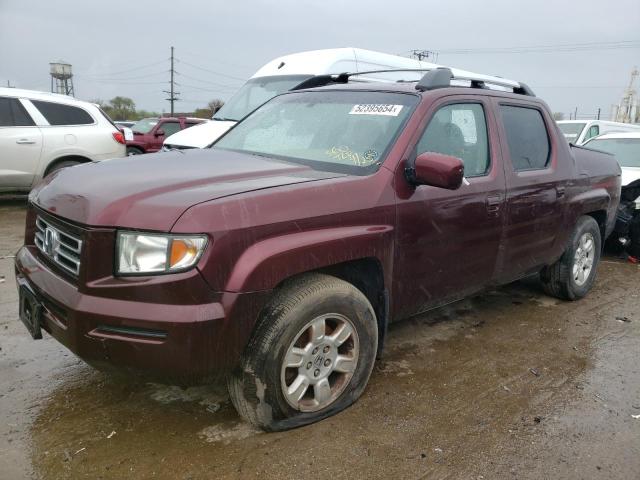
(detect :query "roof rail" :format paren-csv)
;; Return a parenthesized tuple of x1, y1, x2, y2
(331, 67, 535, 97)
(415, 67, 535, 96)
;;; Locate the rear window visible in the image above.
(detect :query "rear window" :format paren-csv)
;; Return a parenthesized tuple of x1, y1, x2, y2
(31, 100, 94, 125)
(501, 105, 551, 171)
(0, 97, 35, 127)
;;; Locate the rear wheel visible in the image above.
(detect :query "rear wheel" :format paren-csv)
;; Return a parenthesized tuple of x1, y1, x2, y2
(227, 273, 378, 431)
(541, 215, 601, 300)
(126, 146, 143, 156)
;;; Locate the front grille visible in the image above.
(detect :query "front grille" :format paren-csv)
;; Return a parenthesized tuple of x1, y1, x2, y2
(34, 216, 83, 276)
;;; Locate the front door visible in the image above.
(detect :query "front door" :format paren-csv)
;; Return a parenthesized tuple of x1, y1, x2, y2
(0, 97, 42, 189)
(393, 96, 506, 319)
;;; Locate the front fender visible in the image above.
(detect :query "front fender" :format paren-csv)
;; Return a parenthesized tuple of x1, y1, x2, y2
(224, 225, 394, 292)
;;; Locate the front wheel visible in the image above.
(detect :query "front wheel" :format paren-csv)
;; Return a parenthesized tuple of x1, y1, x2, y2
(541, 215, 602, 300)
(227, 273, 378, 431)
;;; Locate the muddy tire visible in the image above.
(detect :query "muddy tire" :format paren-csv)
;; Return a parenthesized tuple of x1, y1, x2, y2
(541, 215, 601, 300)
(227, 273, 378, 431)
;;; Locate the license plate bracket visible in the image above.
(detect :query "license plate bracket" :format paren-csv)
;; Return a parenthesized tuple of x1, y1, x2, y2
(19, 286, 43, 340)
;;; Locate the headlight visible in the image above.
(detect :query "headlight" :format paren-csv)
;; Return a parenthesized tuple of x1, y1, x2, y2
(117, 232, 207, 275)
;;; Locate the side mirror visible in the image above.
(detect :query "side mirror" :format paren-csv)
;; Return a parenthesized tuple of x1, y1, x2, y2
(155, 129, 165, 137)
(407, 152, 464, 190)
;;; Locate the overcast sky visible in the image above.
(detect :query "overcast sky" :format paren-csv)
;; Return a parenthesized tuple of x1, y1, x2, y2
(1, 0, 638, 119)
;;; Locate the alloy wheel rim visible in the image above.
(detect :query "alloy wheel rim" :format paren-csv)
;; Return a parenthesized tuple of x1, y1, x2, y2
(573, 232, 595, 287)
(280, 313, 359, 412)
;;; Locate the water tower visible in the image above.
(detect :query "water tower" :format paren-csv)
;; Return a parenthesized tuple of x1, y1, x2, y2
(49, 62, 74, 96)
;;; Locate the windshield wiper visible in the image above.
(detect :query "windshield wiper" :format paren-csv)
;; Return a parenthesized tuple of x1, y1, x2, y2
(212, 117, 237, 122)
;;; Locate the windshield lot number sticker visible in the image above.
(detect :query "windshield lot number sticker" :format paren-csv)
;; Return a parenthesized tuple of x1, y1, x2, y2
(349, 104, 403, 116)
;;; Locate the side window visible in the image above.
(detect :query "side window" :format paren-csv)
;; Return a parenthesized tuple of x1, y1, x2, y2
(416, 103, 490, 177)
(586, 125, 599, 140)
(160, 122, 181, 137)
(500, 105, 550, 171)
(31, 100, 94, 126)
(0, 97, 35, 127)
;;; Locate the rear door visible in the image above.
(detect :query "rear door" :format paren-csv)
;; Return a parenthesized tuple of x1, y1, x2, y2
(0, 97, 42, 189)
(393, 95, 507, 319)
(493, 100, 570, 282)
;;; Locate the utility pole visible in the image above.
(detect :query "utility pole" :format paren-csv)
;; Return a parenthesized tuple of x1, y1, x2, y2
(410, 49, 438, 63)
(597, 108, 601, 120)
(163, 46, 179, 116)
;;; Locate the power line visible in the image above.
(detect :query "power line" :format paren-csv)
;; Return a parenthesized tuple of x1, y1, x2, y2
(77, 70, 168, 82)
(87, 80, 168, 85)
(177, 82, 238, 93)
(77, 59, 168, 77)
(176, 59, 247, 81)
(174, 71, 242, 89)
(177, 50, 253, 73)
(435, 39, 640, 54)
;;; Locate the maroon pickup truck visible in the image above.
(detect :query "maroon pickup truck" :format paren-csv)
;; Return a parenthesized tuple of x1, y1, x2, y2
(125, 116, 204, 155)
(15, 68, 620, 431)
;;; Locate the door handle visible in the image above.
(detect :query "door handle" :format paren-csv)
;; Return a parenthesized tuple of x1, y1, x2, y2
(16, 139, 36, 145)
(486, 195, 502, 215)
(556, 186, 566, 199)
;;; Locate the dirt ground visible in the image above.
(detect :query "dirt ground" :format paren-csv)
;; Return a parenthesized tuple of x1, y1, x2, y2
(1, 198, 639, 480)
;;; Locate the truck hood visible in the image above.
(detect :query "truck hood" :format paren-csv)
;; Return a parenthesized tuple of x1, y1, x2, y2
(621, 167, 640, 187)
(163, 120, 235, 149)
(30, 149, 345, 231)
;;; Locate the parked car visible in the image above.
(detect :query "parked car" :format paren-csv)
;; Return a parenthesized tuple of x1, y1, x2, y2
(163, 47, 516, 150)
(556, 120, 640, 145)
(126, 116, 204, 155)
(16, 68, 620, 431)
(583, 131, 640, 257)
(0, 87, 126, 193)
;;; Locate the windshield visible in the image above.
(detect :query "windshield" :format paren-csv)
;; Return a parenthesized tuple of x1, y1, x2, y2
(212, 75, 312, 122)
(131, 117, 159, 134)
(214, 90, 418, 174)
(558, 122, 586, 141)
(585, 137, 640, 168)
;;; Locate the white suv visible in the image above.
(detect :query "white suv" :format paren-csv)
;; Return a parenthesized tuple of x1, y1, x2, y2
(0, 88, 126, 193)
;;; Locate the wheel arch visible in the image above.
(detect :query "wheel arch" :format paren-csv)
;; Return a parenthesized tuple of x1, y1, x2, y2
(43, 155, 92, 177)
(583, 209, 607, 248)
(315, 258, 388, 356)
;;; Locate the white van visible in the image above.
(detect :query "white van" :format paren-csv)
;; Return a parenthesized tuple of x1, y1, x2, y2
(556, 120, 640, 145)
(163, 47, 514, 150)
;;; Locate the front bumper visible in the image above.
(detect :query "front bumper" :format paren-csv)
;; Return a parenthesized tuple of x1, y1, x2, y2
(15, 246, 270, 383)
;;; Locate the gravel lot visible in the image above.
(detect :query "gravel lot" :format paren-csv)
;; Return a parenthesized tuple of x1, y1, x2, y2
(1, 199, 639, 479)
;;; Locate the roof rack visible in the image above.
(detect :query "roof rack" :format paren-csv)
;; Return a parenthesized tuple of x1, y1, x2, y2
(322, 67, 535, 97)
(415, 68, 535, 96)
